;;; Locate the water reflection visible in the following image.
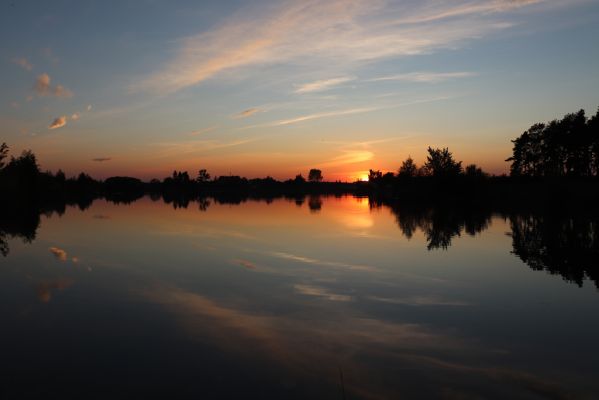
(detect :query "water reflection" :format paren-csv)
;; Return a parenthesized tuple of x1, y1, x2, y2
(1, 196, 598, 398)
(0, 203, 39, 256)
(510, 213, 599, 288)
(371, 199, 492, 250)
(2, 195, 598, 290)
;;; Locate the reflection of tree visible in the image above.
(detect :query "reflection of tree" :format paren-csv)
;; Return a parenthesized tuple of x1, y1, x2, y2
(373, 198, 491, 250)
(510, 214, 599, 288)
(198, 198, 210, 211)
(0, 204, 40, 256)
(308, 195, 322, 213)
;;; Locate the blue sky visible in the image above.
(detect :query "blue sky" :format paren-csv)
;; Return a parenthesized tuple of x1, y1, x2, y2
(1, 0, 598, 180)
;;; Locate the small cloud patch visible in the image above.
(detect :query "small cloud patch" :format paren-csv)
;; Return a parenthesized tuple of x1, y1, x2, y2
(49, 116, 67, 129)
(233, 259, 257, 270)
(233, 108, 262, 119)
(12, 57, 33, 71)
(34, 73, 73, 98)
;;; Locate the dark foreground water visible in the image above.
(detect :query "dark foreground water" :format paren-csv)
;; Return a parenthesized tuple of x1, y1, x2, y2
(1, 196, 598, 399)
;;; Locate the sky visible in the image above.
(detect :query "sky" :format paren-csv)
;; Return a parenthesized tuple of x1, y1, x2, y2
(1, 0, 598, 181)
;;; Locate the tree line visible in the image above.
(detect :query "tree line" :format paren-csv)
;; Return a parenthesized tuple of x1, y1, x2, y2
(506, 108, 599, 177)
(1, 106, 598, 203)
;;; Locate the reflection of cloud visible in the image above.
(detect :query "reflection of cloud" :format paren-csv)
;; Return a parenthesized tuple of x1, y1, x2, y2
(36, 279, 74, 303)
(269, 251, 374, 271)
(87, 104, 92, 111)
(71, 112, 80, 120)
(92, 157, 112, 162)
(138, 285, 497, 399)
(234, 258, 257, 270)
(369, 295, 470, 306)
(294, 76, 354, 93)
(13, 57, 33, 71)
(134, 0, 545, 93)
(294, 284, 351, 302)
(233, 108, 262, 118)
(369, 71, 476, 83)
(49, 246, 67, 261)
(34, 73, 73, 97)
(340, 214, 374, 229)
(48, 116, 67, 129)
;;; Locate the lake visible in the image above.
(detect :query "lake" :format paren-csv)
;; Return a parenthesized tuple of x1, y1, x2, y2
(1, 195, 598, 399)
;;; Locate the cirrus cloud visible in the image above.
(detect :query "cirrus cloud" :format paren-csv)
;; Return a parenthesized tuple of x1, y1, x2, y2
(134, 0, 551, 94)
(294, 76, 355, 94)
(233, 107, 263, 119)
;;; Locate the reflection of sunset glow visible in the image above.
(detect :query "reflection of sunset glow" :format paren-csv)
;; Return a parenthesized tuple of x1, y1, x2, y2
(341, 214, 374, 229)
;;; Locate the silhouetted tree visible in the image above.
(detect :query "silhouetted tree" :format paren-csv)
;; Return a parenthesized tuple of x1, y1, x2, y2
(464, 164, 486, 178)
(197, 169, 211, 183)
(0, 142, 8, 170)
(294, 174, 306, 184)
(55, 169, 66, 183)
(423, 147, 462, 178)
(589, 108, 599, 176)
(398, 156, 418, 178)
(368, 169, 383, 181)
(308, 169, 323, 182)
(507, 108, 599, 177)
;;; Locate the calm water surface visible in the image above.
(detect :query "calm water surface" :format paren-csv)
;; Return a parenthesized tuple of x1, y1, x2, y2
(1, 196, 598, 399)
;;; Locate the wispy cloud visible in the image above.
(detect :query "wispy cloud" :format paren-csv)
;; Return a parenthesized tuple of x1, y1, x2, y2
(233, 107, 263, 119)
(244, 107, 376, 129)
(370, 71, 476, 83)
(189, 126, 217, 136)
(34, 73, 73, 98)
(71, 112, 80, 120)
(149, 137, 261, 158)
(294, 76, 355, 94)
(48, 116, 67, 129)
(242, 94, 454, 130)
(294, 284, 352, 302)
(134, 0, 546, 93)
(12, 57, 33, 71)
(318, 150, 374, 168)
(396, 0, 543, 25)
(92, 157, 112, 162)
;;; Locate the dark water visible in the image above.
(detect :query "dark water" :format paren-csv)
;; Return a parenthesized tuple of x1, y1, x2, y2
(1, 196, 598, 399)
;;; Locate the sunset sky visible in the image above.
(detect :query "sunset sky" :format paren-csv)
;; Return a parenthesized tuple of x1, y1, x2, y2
(1, 0, 598, 181)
